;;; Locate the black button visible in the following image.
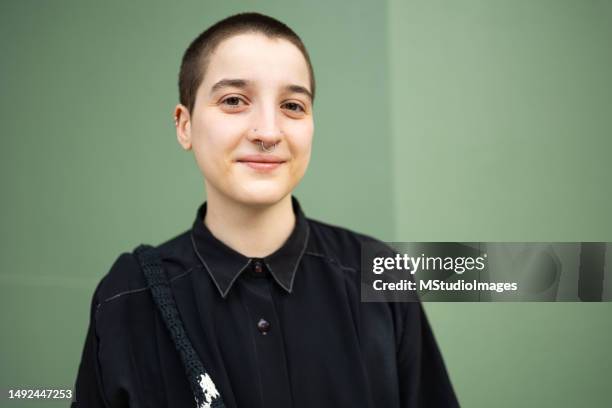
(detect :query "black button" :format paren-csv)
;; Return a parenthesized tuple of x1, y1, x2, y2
(253, 260, 263, 273)
(257, 318, 271, 335)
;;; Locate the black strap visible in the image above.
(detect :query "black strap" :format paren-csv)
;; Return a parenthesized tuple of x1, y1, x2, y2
(134, 244, 225, 408)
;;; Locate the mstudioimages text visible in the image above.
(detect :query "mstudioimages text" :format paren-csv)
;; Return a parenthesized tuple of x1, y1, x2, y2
(373, 279, 518, 293)
(372, 253, 487, 275)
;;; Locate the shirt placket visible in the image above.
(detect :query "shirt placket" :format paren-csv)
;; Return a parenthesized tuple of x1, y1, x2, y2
(238, 258, 293, 408)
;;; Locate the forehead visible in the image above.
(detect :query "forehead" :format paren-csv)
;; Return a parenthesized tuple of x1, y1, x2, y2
(202, 33, 311, 92)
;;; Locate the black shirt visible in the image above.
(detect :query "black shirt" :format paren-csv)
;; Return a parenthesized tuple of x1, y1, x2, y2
(72, 195, 459, 407)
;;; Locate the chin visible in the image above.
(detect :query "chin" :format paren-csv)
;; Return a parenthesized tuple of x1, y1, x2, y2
(231, 183, 292, 207)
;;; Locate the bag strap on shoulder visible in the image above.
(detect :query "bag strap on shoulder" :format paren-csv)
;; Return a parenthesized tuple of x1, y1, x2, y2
(133, 244, 225, 408)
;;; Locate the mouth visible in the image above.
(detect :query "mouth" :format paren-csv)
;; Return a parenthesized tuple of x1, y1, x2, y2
(236, 154, 287, 172)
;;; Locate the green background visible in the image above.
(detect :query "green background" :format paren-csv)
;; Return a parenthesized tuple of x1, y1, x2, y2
(1, 0, 611, 406)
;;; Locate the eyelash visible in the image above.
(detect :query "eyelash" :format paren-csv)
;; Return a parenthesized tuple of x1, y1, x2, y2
(219, 96, 306, 114)
(220, 96, 245, 108)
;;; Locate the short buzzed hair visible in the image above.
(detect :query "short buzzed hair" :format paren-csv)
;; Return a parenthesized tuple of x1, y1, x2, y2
(178, 12, 316, 115)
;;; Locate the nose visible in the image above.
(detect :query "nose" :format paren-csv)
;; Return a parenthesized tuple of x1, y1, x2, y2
(247, 106, 284, 148)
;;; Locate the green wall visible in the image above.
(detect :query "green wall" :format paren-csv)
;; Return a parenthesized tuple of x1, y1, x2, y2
(1, 0, 610, 407)
(389, 1, 612, 407)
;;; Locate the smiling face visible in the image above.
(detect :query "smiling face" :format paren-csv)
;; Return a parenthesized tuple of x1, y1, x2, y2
(175, 32, 314, 207)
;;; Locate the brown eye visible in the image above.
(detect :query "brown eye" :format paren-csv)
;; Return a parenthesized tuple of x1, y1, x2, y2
(220, 96, 246, 108)
(218, 96, 248, 113)
(282, 102, 305, 113)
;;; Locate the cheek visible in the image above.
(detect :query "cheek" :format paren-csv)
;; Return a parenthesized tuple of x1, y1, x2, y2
(287, 122, 313, 170)
(192, 113, 244, 169)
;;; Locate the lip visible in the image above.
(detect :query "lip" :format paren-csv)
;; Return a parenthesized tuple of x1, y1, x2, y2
(237, 154, 285, 163)
(236, 154, 286, 172)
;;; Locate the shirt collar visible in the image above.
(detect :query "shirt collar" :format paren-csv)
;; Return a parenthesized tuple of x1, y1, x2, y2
(190, 195, 310, 298)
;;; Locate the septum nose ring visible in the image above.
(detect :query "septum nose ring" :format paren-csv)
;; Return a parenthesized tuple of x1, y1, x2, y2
(259, 140, 277, 152)
(253, 128, 279, 152)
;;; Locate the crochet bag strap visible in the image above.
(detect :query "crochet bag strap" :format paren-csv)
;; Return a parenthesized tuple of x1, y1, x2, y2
(133, 244, 225, 408)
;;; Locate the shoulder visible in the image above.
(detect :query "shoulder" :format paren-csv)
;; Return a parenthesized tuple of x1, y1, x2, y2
(94, 228, 196, 307)
(93, 251, 147, 309)
(305, 217, 416, 337)
(305, 217, 395, 272)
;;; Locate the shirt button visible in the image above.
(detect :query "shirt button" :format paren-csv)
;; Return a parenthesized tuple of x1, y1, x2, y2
(257, 318, 271, 335)
(253, 260, 263, 273)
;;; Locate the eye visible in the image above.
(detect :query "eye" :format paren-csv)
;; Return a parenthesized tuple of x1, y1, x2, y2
(281, 101, 306, 114)
(219, 96, 248, 109)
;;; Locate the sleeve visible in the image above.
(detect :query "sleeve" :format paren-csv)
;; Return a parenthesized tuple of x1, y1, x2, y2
(71, 278, 110, 408)
(396, 302, 460, 407)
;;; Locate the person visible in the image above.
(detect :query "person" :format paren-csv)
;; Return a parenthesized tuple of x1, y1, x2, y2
(71, 12, 459, 408)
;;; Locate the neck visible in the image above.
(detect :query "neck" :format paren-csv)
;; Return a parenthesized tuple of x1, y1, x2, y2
(203, 191, 296, 258)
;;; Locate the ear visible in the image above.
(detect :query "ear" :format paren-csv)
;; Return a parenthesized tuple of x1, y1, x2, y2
(174, 104, 192, 151)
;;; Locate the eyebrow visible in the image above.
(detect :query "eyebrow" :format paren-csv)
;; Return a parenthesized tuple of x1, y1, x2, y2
(210, 78, 313, 101)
